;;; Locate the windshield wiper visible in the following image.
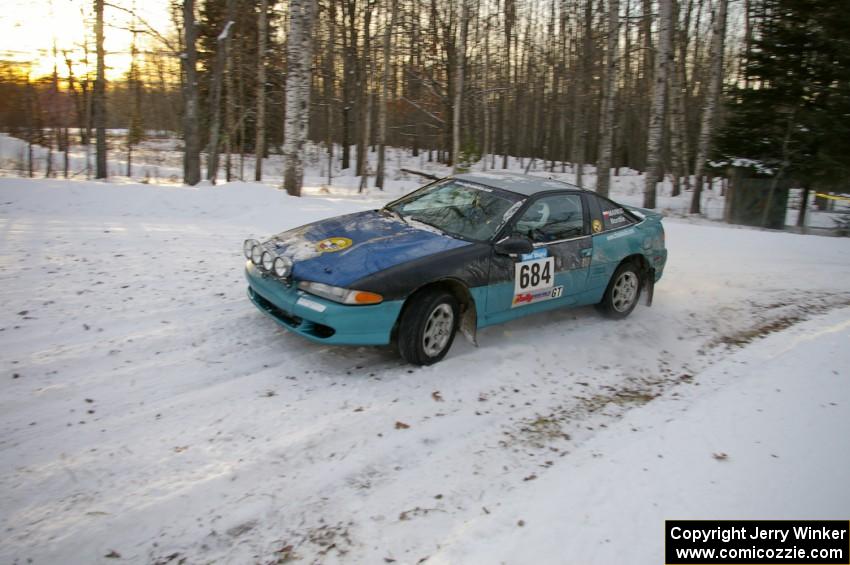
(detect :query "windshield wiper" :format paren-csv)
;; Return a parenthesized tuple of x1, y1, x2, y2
(380, 207, 407, 224)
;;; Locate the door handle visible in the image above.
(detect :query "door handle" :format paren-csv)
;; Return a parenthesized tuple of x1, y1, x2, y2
(580, 247, 593, 257)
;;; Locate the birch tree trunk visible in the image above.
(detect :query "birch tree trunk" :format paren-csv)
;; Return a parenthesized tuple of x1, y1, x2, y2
(254, 0, 268, 181)
(501, 0, 515, 169)
(358, 84, 372, 192)
(325, 0, 336, 185)
(451, 0, 470, 173)
(670, 0, 693, 196)
(643, 0, 674, 209)
(690, 0, 728, 214)
(375, 0, 397, 189)
(224, 10, 234, 181)
(94, 0, 107, 179)
(596, 0, 619, 197)
(182, 0, 201, 186)
(282, 0, 318, 196)
(481, 15, 491, 171)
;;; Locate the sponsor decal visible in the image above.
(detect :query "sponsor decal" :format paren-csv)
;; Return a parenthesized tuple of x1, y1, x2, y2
(316, 237, 353, 253)
(296, 296, 327, 313)
(603, 208, 627, 225)
(520, 247, 548, 261)
(592, 219, 603, 233)
(606, 227, 635, 241)
(512, 285, 564, 307)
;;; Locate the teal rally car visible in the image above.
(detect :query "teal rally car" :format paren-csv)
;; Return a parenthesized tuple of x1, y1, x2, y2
(243, 172, 667, 365)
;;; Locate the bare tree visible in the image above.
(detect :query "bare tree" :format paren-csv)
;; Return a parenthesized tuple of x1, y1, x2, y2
(596, 0, 620, 197)
(375, 0, 397, 188)
(182, 0, 201, 186)
(571, 0, 593, 188)
(206, 1, 235, 185)
(668, 0, 693, 197)
(254, 0, 268, 182)
(690, 0, 728, 214)
(643, 0, 673, 209)
(451, 0, 470, 173)
(282, 0, 318, 196)
(94, 0, 107, 179)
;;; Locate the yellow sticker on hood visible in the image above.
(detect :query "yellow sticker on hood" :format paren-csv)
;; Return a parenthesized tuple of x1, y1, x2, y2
(316, 237, 352, 253)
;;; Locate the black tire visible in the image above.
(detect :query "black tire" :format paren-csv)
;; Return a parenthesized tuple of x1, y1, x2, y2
(596, 261, 642, 319)
(397, 289, 459, 365)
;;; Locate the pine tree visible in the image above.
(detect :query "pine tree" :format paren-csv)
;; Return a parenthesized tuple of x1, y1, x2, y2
(719, 0, 850, 224)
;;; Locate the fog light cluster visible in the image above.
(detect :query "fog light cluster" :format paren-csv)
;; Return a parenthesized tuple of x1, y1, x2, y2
(243, 239, 292, 278)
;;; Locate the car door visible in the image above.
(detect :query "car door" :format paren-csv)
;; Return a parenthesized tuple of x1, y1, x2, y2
(483, 192, 593, 325)
(583, 193, 643, 304)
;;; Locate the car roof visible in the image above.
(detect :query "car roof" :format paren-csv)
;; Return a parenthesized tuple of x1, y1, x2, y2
(453, 171, 585, 196)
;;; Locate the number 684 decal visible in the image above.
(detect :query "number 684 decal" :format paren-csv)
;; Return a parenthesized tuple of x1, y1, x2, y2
(513, 255, 564, 308)
(514, 256, 554, 293)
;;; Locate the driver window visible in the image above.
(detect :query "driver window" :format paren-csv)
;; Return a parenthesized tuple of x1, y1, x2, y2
(514, 194, 585, 243)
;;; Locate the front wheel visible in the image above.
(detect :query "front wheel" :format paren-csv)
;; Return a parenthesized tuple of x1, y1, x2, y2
(597, 262, 642, 319)
(397, 290, 459, 365)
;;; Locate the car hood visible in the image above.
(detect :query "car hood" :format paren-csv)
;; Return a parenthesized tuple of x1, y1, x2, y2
(266, 210, 472, 288)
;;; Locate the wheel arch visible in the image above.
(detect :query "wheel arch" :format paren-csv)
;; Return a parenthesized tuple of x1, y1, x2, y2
(390, 277, 478, 345)
(618, 253, 653, 280)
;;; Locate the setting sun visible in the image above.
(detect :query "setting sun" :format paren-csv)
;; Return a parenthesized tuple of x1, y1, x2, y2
(0, 0, 172, 80)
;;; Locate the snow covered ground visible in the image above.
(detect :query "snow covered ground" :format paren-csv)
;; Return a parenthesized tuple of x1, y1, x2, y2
(1, 173, 849, 564)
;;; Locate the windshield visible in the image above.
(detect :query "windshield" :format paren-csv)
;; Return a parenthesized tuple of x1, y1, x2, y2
(385, 179, 524, 241)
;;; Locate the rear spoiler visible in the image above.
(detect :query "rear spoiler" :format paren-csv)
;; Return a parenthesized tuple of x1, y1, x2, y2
(624, 205, 664, 222)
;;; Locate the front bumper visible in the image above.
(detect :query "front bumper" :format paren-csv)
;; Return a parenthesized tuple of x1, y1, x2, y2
(244, 262, 403, 346)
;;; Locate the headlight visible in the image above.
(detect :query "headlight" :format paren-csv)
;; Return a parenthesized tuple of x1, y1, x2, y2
(273, 256, 292, 278)
(261, 250, 274, 271)
(243, 239, 259, 259)
(251, 243, 263, 265)
(298, 281, 383, 305)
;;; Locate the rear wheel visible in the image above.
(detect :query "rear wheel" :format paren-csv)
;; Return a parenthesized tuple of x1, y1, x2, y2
(597, 261, 642, 319)
(397, 290, 459, 365)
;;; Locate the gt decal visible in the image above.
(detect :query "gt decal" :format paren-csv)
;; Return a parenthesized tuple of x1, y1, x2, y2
(316, 237, 353, 253)
(592, 219, 602, 233)
(514, 256, 554, 294)
(512, 285, 564, 308)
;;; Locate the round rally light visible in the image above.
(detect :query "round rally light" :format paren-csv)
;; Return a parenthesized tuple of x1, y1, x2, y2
(243, 239, 259, 259)
(273, 256, 292, 278)
(251, 244, 263, 265)
(261, 251, 274, 271)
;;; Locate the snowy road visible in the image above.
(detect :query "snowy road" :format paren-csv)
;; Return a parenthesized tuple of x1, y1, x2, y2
(1, 179, 849, 564)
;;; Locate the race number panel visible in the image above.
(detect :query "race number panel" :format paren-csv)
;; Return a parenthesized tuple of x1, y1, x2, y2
(514, 256, 554, 294)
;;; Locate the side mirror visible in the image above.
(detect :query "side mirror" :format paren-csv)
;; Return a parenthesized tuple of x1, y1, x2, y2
(494, 236, 534, 256)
